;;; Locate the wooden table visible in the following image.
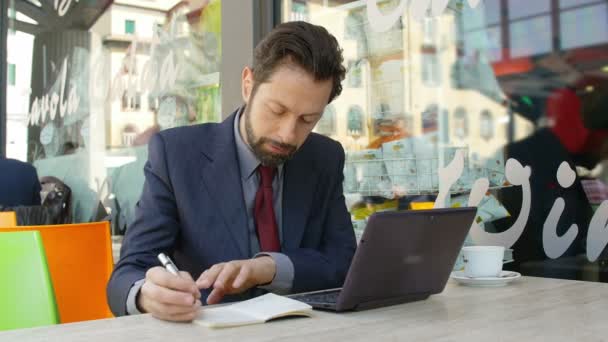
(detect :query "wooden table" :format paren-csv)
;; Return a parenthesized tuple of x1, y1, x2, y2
(2, 277, 607, 341)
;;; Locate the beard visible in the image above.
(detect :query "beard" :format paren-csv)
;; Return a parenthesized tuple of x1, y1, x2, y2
(244, 104, 297, 167)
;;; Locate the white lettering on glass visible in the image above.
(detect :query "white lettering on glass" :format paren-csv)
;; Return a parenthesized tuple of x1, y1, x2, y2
(543, 162, 579, 259)
(110, 38, 180, 105)
(28, 58, 80, 126)
(367, 0, 483, 32)
(468, 178, 490, 207)
(366, 0, 408, 33)
(55, 0, 78, 17)
(470, 158, 531, 248)
(434, 149, 465, 208)
(587, 201, 608, 262)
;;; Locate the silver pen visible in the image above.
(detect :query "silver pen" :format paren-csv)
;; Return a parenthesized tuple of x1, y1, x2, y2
(158, 253, 200, 306)
(157, 253, 180, 276)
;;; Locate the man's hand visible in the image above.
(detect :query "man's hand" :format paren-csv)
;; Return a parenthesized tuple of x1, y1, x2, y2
(196, 257, 276, 305)
(137, 266, 202, 321)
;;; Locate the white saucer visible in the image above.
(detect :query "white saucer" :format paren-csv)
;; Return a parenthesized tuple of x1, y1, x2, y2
(450, 271, 521, 287)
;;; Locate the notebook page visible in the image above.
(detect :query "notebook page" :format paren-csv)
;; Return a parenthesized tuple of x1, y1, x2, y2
(225, 293, 313, 321)
(194, 306, 260, 328)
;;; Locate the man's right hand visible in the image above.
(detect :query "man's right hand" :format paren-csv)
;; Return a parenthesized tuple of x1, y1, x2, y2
(137, 266, 202, 321)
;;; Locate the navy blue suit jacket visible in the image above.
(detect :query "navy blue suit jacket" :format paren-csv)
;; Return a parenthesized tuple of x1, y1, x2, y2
(0, 158, 41, 207)
(107, 111, 357, 316)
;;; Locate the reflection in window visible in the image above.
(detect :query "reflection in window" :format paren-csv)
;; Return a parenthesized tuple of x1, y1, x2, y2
(290, 1, 309, 22)
(559, 0, 599, 9)
(8, 6, 16, 35)
(509, 16, 552, 58)
(154, 23, 164, 36)
(485, 27, 502, 62)
(344, 11, 364, 40)
(121, 124, 138, 147)
(421, 17, 441, 87)
(5, 0, 222, 228)
(508, 0, 550, 19)
(423, 17, 437, 45)
(422, 104, 439, 133)
(316, 105, 337, 136)
(280, 0, 608, 283)
(148, 96, 159, 111)
(347, 60, 362, 88)
(347, 105, 364, 136)
(125, 19, 136, 34)
(480, 110, 494, 140)
(421, 52, 441, 87)
(560, 4, 608, 50)
(453, 107, 469, 140)
(122, 92, 141, 111)
(482, 0, 501, 26)
(463, 28, 503, 63)
(8, 64, 16, 86)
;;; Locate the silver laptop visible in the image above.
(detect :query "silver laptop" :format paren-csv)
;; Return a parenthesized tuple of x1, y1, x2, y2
(289, 207, 477, 311)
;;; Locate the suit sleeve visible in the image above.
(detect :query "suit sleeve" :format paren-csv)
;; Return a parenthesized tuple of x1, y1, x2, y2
(283, 144, 357, 293)
(106, 133, 181, 316)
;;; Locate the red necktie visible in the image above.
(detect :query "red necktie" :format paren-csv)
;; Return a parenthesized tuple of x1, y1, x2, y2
(254, 166, 281, 252)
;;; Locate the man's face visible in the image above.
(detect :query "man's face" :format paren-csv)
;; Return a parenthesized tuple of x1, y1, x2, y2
(241, 63, 333, 166)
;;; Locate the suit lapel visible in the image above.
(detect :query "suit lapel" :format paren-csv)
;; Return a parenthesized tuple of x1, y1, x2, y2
(200, 111, 249, 258)
(282, 145, 318, 251)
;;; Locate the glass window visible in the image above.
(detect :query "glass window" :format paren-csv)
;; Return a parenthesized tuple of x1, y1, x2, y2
(281, 0, 608, 283)
(344, 11, 364, 40)
(347, 105, 364, 135)
(422, 104, 439, 133)
(464, 28, 502, 62)
(121, 92, 141, 111)
(453, 107, 469, 140)
(509, 16, 552, 58)
(148, 95, 158, 111)
(5, 0, 222, 232)
(560, 0, 600, 9)
(483, 0, 502, 25)
(480, 110, 495, 140)
(125, 19, 136, 34)
(8, 6, 16, 35)
(316, 104, 337, 136)
(290, 1, 309, 22)
(347, 60, 362, 88)
(8, 63, 16, 86)
(421, 52, 441, 87)
(508, 0, 551, 19)
(560, 4, 608, 50)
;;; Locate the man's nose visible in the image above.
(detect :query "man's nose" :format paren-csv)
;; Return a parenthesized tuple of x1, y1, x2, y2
(277, 118, 298, 145)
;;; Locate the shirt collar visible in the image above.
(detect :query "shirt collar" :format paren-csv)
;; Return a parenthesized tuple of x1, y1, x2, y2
(233, 107, 284, 181)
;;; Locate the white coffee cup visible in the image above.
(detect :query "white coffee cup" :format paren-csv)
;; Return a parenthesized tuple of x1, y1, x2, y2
(462, 246, 504, 278)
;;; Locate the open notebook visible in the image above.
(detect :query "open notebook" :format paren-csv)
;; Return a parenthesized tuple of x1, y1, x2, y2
(194, 293, 313, 329)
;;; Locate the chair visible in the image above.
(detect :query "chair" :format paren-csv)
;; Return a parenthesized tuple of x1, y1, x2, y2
(0, 211, 17, 226)
(0, 231, 59, 331)
(0, 222, 114, 323)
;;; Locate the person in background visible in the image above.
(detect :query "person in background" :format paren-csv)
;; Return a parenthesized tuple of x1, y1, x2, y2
(498, 81, 608, 274)
(0, 157, 42, 207)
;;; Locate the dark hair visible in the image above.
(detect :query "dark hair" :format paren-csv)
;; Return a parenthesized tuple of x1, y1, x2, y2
(252, 21, 346, 103)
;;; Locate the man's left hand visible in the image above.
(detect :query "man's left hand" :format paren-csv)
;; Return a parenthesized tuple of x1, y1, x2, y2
(196, 257, 276, 305)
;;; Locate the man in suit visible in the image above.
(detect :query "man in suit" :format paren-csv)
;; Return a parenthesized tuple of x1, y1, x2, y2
(0, 158, 42, 207)
(107, 21, 357, 321)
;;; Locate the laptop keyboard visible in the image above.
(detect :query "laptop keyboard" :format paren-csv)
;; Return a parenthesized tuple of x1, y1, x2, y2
(290, 290, 341, 304)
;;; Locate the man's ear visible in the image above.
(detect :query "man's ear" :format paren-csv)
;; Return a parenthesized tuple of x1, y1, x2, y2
(242, 67, 254, 103)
